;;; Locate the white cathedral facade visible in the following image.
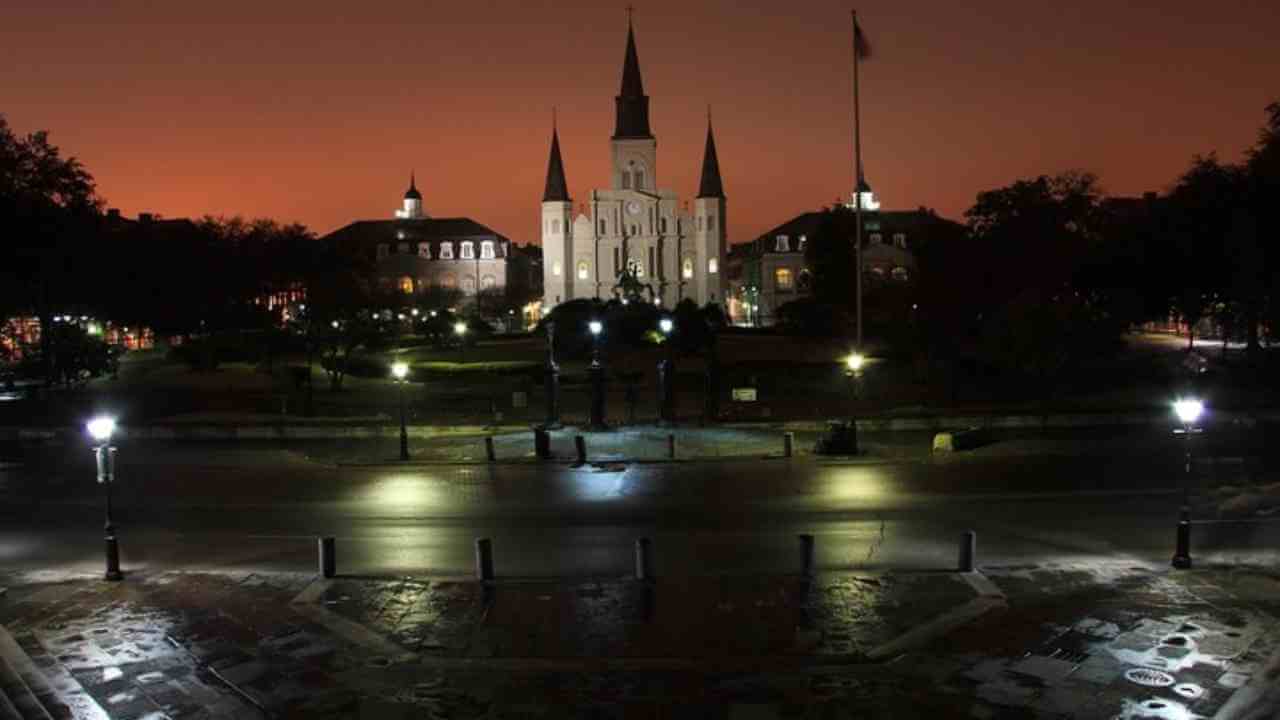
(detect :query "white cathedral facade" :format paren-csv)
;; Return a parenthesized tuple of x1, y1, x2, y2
(541, 20, 727, 311)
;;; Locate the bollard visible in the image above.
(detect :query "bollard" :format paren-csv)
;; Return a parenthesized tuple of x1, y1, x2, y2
(784, 432, 794, 458)
(1171, 506, 1192, 569)
(485, 436, 496, 462)
(475, 537, 494, 581)
(799, 534, 815, 577)
(959, 530, 976, 572)
(534, 428, 551, 460)
(319, 536, 336, 578)
(667, 434, 676, 460)
(634, 537, 653, 581)
(574, 435, 587, 464)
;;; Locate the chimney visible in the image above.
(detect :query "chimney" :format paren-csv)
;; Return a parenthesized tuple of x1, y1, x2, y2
(107, 208, 121, 221)
(139, 212, 154, 223)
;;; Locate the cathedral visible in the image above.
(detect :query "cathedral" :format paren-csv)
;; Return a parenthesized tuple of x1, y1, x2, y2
(540, 18, 727, 311)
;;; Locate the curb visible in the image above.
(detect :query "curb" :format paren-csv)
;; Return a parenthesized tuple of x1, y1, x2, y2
(288, 578, 416, 663)
(866, 571, 1007, 661)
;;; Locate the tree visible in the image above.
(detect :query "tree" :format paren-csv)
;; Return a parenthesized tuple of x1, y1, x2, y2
(803, 206, 858, 310)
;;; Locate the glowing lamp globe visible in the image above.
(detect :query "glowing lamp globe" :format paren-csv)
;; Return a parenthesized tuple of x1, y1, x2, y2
(846, 353, 866, 373)
(87, 416, 116, 443)
(588, 320, 603, 336)
(391, 362, 409, 380)
(453, 321, 467, 336)
(659, 318, 674, 334)
(1173, 398, 1203, 426)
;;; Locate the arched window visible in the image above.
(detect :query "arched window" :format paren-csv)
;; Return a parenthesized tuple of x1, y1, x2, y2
(440, 273, 457, 289)
(462, 276, 476, 293)
(439, 242, 454, 259)
(621, 171, 631, 189)
(634, 166, 645, 189)
(481, 275, 496, 289)
(708, 258, 719, 274)
(398, 276, 414, 294)
(577, 260, 590, 280)
(481, 241, 495, 259)
(682, 257, 694, 280)
(461, 242, 475, 260)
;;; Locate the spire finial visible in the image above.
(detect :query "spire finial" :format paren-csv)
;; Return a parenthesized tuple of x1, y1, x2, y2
(626, 4, 634, 27)
(552, 106, 557, 132)
(707, 104, 712, 128)
(410, 170, 415, 189)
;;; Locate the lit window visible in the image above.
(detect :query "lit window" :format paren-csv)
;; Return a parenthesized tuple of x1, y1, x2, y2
(682, 257, 694, 279)
(552, 260, 562, 276)
(577, 260, 590, 280)
(871, 266, 886, 277)
(439, 242, 454, 259)
(463, 276, 476, 293)
(869, 233, 883, 244)
(417, 243, 430, 259)
(893, 233, 907, 248)
(708, 258, 719, 274)
(461, 242, 475, 259)
(441, 273, 457, 288)
(399, 276, 414, 294)
(481, 241, 495, 259)
(775, 268, 794, 291)
(397, 242, 409, 254)
(376, 244, 389, 260)
(892, 266, 910, 281)
(481, 275, 496, 289)
(798, 235, 807, 251)
(775, 235, 789, 252)
(708, 216, 716, 232)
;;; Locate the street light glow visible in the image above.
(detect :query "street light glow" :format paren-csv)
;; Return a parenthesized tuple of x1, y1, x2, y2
(659, 318, 673, 334)
(1173, 398, 1203, 426)
(391, 362, 409, 380)
(87, 416, 116, 443)
(588, 320, 603, 336)
(454, 321, 467, 336)
(846, 353, 865, 373)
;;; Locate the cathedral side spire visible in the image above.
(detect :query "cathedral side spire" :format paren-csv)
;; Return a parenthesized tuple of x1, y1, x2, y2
(542, 124, 570, 203)
(697, 115, 724, 199)
(613, 13, 652, 139)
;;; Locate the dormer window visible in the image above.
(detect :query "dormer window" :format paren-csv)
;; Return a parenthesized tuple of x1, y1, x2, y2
(798, 235, 808, 251)
(775, 235, 789, 252)
(869, 233, 883, 245)
(480, 241, 495, 260)
(418, 242, 431, 259)
(461, 241, 475, 259)
(376, 244, 389, 260)
(439, 242, 454, 260)
(893, 233, 907, 248)
(397, 242, 409, 254)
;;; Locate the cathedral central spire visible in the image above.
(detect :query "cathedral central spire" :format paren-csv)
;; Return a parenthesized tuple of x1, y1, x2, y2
(613, 15, 652, 139)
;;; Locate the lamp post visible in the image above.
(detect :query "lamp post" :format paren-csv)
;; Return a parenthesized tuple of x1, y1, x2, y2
(588, 320, 607, 429)
(87, 416, 123, 581)
(542, 321, 561, 429)
(392, 362, 410, 461)
(657, 318, 675, 425)
(454, 320, 468, 361)
(844, 352, 865, 404)
(1171, 397, 1203, 569)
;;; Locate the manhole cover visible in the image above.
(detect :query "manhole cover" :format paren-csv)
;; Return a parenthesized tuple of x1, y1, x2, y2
(1125, 668, 1176, 687)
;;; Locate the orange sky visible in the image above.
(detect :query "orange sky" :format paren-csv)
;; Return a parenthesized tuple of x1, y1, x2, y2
(3, 0, 1277, 246)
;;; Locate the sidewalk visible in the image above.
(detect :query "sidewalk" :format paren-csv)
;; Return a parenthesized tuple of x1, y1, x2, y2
(1, 563, 1276, 718)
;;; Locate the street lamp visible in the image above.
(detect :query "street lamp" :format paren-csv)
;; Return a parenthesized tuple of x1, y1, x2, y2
(588, 320, 607, 428)
(1171, 397, 1203, 569)
(87, 416, 123, 581)
(657, 318, 675, 424)
(392, 362, 410, 461)
(588, 320, 604, 366)
(658, 318, 674, 335)
(454, 321, 468, 360)
(845, 352, 866, 401)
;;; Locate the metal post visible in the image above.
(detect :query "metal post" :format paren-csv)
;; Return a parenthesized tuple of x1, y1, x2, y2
(475, 537, 494, 581)
(667, 433, 676, 460)
(97, 444, 123, 582)
(544, 363, 561, 428)
(959, 530, 976, 572)
(398, 379, 409, 461)
(658, 358, 674, 425)
(484, 436, 496, 462)
(704, 340, 720, 423)
(589, 364, 607, 429)
(534, 427, 551, 460)
(634, 537, 653, 581)
(799, 534, 815, 577)
(1171, 507, 1192, 569)
(319, 536, 336, 578)
(574, 434, 587, 465)
(784, 432, 794, 458)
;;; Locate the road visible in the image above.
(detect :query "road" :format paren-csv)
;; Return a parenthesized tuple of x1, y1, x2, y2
(2, 434, 1277, 579)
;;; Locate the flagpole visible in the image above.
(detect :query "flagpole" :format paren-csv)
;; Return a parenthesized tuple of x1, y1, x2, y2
(852, 9, 864, 349)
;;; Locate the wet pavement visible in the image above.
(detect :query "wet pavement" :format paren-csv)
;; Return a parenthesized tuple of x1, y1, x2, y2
(1, 564, 1277, 718)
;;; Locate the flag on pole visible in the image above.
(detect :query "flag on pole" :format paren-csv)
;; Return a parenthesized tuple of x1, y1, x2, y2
(853, 15, 872, 59)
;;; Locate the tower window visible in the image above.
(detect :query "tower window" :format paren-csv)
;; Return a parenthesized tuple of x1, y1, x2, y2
(552, 260, 562, 276)
(599, 220, 607, 236)
(577, 260, 590, 280)
(481, 241, 495, 259)
(708, 216, 716, 232)
(418, 242, 431, 259)
(461, 241, 475, 260)
(439, 242, 454, 259)
(621, 172, 631, 190)
(708, 258, 719, 274)
(634, 168, 645, 189)
(552, 219, 561, 233)
(682, 257, 694, 280)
